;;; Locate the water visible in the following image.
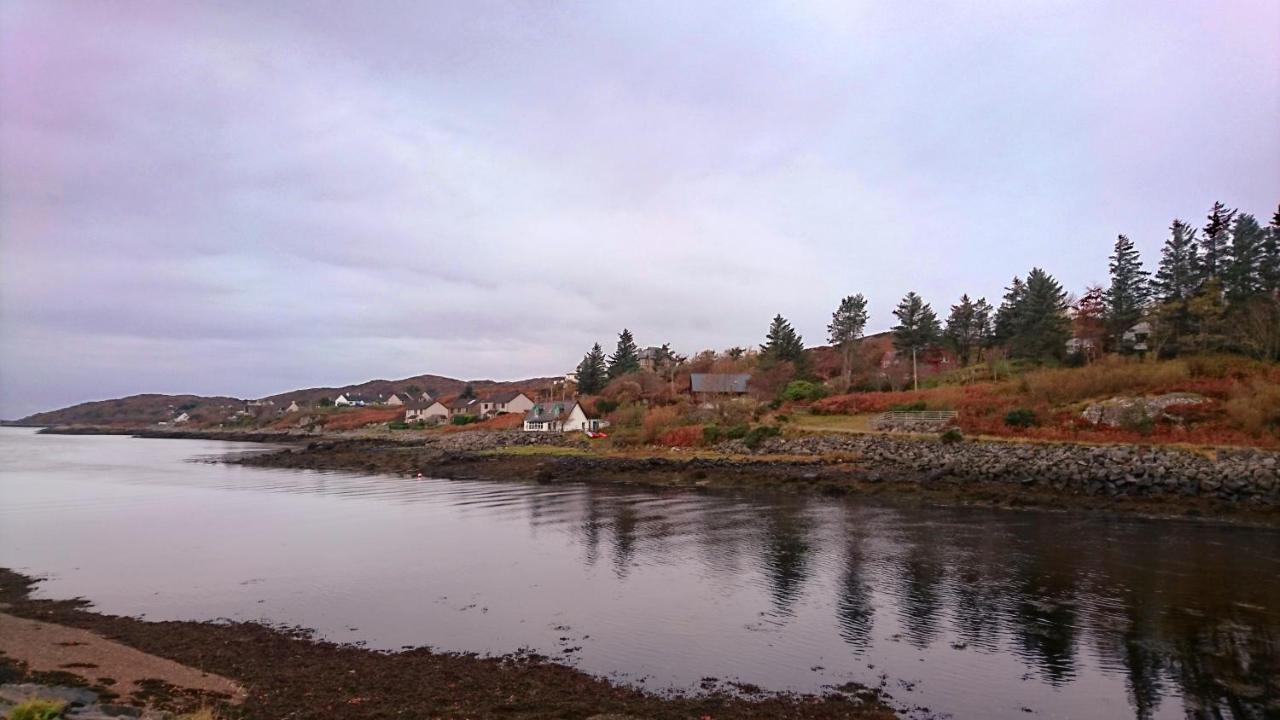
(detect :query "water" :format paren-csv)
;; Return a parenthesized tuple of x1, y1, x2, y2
(0, 428, 1276, 719)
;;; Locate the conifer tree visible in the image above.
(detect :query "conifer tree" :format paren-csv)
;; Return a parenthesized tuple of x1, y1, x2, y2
(1104, 234, 1151, 350)
(1262, 205, 1280, 295)
(891, 292, 941, 390)
(461, 383, 476, 399)
(760, 314, 806, 369)
(943, 294, 991, 366)
(827, 294, 869, 387)
(606, 329, 641, 379)
(1199, 201, 1236, 282)
(1152, 219, 1200, 347)
(1009, 268, 1071, 362)
(575, 343, 608, 394)
(1224, 213, 1265, 304)
(992, 276, 1026, 346)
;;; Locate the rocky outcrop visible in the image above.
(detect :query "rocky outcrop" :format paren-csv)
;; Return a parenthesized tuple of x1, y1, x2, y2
(751, 433, 1280, 505)
(1081, 393, 1205, 428)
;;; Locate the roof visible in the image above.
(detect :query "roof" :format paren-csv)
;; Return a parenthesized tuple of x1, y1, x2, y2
(404, 399, 444, 410)
(524, 401, 576, 422)
(690, 373, 751, 394)
(338, 392, 375, 402)
(637, 346, 663, 359)
(449, 397, 481, 410)
(485, 390, 527, 404)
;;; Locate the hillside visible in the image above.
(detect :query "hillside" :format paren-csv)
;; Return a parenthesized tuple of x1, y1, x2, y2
(10, 373, 562, 428)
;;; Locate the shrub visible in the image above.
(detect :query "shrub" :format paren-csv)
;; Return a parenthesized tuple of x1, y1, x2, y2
(725, 423, 750, 440)
(641, 406, 681, 443)
(387, 421, 409, 430)
(702, 424, 721, 445)
(658, 425, 704, 447)
(890, 400, 928, 412)
(594, 398, 619, 414)
(781, 380, 828, 402)
(1224, 379, 1280, 436)
(775, 413, 790, 423)
(742, 425, 781, 450)
(940, 427, 964, 444)
(451, 414, 479, 426)
(1004, 408, 1038, 428)
(11, 700, 67, 720)
(609, 427, 644, 447)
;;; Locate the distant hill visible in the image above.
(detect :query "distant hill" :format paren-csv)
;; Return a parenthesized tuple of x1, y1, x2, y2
(10, 373, 564, 428)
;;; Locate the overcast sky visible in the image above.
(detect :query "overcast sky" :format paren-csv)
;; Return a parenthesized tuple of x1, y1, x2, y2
(1, 1, 1278, 417)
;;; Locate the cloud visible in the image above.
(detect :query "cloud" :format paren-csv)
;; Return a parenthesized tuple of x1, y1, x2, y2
(2, 0, 1278, 417)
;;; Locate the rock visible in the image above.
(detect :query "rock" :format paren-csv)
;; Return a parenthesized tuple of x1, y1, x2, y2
(1081, 393, 1206, 428)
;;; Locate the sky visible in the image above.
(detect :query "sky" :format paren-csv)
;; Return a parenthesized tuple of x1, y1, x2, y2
(1, 1, 1278, 418)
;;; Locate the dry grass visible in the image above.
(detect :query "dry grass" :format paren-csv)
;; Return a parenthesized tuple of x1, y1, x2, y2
(10, 699, 68, 720)
(1225, 379, 1280, 437)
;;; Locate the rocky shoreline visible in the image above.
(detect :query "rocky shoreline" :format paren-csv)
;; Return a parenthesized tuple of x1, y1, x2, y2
(0, 569, 896, 720)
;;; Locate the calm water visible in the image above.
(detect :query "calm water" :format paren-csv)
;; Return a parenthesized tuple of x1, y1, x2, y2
(0, 428, 1277, 719)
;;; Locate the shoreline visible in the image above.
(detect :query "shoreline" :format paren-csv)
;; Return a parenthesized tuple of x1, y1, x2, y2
(0, 569, 896, 720)
(25, 424, 1280, 524)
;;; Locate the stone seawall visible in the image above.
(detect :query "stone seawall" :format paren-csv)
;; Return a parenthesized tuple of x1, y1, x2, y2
(751, 434, 1280, 505)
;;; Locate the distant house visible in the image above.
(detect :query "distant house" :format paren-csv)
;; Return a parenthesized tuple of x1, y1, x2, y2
(449, 397, 483, 418)
(405, 400, 449, 424)
(284, 401, 302, 413)
(173, 412, 190, 424)
(334, 393, 374, 407)
(385, 393, 410, 406)
(637, 346, 664, 372)
(476, 391, 534, 417)
(523, 401, 608, 433)
(1123, 322, 1153, 353)
(690, 373, 751, 400)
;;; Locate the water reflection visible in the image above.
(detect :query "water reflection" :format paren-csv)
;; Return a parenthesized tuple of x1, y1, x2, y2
(2, 430, 1278, 719)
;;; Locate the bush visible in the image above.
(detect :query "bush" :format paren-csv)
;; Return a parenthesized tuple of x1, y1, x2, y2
(1004, 408, 1038, 428)
(775, 413, 790, 423)
(594, 398, 619, 414)
(890, 400, 928, 412)
(1224, 379, 1280, 436)
(11, 700, 67, 720)
(940, 427, 964, 444)
(702, 424, 721, 445)
(609, 427, 644, 447)
(387, 421, 409, 430)
(658, 425, 704, 447)
(725, 423, 750, 440)
(742, 425, 781, 450)
(781, 380, 828, 402)
(451, 414, 479, 426)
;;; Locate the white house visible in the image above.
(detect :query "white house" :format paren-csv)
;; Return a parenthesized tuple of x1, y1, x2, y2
(523, 401, 608, 433)
(476, 391, 534, 418)
(334, 393, 374, 407)
(385, 393, 408, 406)
(284, 400, 302, 413)
(405, 400, 449, 424)
(173, 412, 190, 424)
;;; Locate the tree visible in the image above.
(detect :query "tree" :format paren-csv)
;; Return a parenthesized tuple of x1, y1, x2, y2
(943, 294, 991, 366)
(1072, 285, 1107, 361)
(760, 314, 807, 374)
(575, 343, 608, 394)
(724, 346, 747, 360)
(827, 294, 869, 388)
(993, 276, 1026, 347)
(1152, 219, 1200, 350)
(1230, 296, 1280, 361)
(1104, 234, 1151, 350)
(1262, 205, 1280, 295)
(1224, 213, 1265, 305)
(1008, 268, 1071, 363)
(460, 383, 476, 399)
(891, 292, 941, 390)
(607, 328, 641, 379)
(1187, 277, 1227, 352)
(318, 397, 333, 407)
(1198, 201, 1236, 282)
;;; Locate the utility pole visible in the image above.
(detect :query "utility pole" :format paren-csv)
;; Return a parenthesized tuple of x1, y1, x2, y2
(912, 347, 918, 391)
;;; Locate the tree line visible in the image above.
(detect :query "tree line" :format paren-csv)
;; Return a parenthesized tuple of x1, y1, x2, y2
(572, 200, 1278, 395)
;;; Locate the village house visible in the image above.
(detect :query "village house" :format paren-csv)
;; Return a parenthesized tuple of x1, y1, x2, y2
(522, 400, 608, 433)
(173, 412, 190, 424)
(384, 392, 410, 406)
(334, 393, 374, 407)
(637, 346, 664, 372)
(449, 397, 483, 418)
(284, 400, 302, 413)
(405, 400, 449, 424)
(476, 390, 534, 417)
(690, 373, 751, 402)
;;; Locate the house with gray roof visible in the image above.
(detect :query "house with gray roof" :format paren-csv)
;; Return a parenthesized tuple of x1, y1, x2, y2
(689, 373, 751, 398)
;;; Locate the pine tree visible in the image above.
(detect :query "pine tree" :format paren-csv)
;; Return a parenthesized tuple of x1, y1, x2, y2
(1199, 201, 1236, 282)
(606, 329, 641, 379)
(1104, 234, 1151, 350)
(827, 294, 869, 387)
(1009, 268, 1071, 362)
(1224, 213, 1265, 304)
(992, 276, 1026, 346)
(891, 292, 941, 390)
(575, 343, 608, 394)
(943, 294, 990, 366)
(461, 383, 476, 399)
(1262, 205, 1280, 295)
(760, 314, 806, 368)
(1152, 219, 1200, 348)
